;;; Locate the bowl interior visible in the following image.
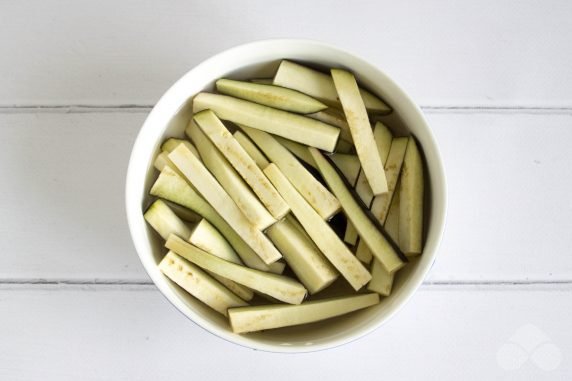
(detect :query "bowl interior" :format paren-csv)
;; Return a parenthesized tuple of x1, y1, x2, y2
(126, 40, 446, 352)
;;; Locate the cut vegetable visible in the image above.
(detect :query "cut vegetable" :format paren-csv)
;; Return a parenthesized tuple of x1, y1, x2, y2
(357, 180, 402, 268)
(153, 151, 184, 175)
(367, 259, 394, 296)
(350, 121, 394, 209)
(370, 137, 408, 223)
(150, 167, 228, 235)
(143, 67, 427, 333)
(250, 78, 273, 85)
(267, 215, 339, 294)
(228, 293, 379, 333)
(187, 121, 276, 230)
(399, 137, 424, 256)
(273, 136, 316, 168)
(188, 219, 242, 264)
(163, 200, 201, 223)
(286, 214, 314, 237)
(185, 218, 255, 301)
(373, 121, 394, 157)
(309, 148, 406, 274)
(150, 166, 284, 274)
(352, 242, 369, 267)
(329, 154, 360, 186)
(369, 121, 393, 163)
(166, 235, 307, 305)
(144, 199, 192, 241)
(144, 200, 253, 301)
(264, 163, 371, 290)
(233, 130, 270, 169)
(352, 122, 397, 262)
(161, 138, 199, 157)
(192, 92, 340, 152)
(344, 221, 358, 246)
(241, 126, 341, 220)
(154, 139, 200, 174)
(367, 222, 395, 296)
(273, 60, 391, 114)
(308, 108, 352, 142)
(159, 251, 248, 316)
(210, 273, 254, 301)
(355, 239, 373, 264)
(216, 78, 327, 114)
(354, 170, 375, 207)
(385, 185, 400, 243)
(153, 151, 171, 172)
(331, 69, 388, 195)
(335, 138, 354, 154)
(168, 144, 283, 265)
(193, 110, 289, 220)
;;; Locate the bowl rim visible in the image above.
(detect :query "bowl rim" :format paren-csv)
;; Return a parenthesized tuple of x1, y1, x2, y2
(125, 38, 448, 353)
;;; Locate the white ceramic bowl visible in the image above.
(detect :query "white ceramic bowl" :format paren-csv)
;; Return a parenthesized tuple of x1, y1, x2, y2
(125, 39, 447, 353)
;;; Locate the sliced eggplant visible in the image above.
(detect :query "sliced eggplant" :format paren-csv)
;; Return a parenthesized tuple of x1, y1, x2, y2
(193, 110, 289, 220)
(168, 143, 283, 265)
(163, 200, 202, 223)
(216, 78, 327, 114)
(233, 130, 270, 169)
(273, 136, 317, 168)
(367, 259, 394, 296)
(166, 235, 307, 305)
(144, 199, 193, 241)
(150, 167, 284, 274)
(187, 120, 276, 230)
(307, 108, 353, 142)
(273, 60, 391, 114)
(309, 148, 406, 274)
(228, 293, 379, 333)
(399, 137, 424, 256)
(370, 137, 408, 224)
(329, 153, 360, 186)
(192, 92, 340, 152)
(241, 126, 341, 220)
(264, 163, 371, 290)
(267, 215, 339, 294)
(355, 239, 373, 264)
(144, 201, 253, 301)
(331, 69, 388, 195)
(159, 251, 248, 316)
(161, 138, 199, 157)
(344, 221, 359, 246)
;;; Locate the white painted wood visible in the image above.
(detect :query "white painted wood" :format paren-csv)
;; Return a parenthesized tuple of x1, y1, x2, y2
(0, 1, 571, 107)
(1, 111, 571, 282)
(0, 112, 148, 281)
(0, 284, 570, 379)
(425, 111, 572, 282)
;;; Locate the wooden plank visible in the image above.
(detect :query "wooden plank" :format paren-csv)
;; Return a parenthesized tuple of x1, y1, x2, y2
(0, 111, 571, 282)
(0, 284, 570, 379)
(0, 112, 148, 281)
(424, 111, 572, 282)
(0, 1, 571, 107)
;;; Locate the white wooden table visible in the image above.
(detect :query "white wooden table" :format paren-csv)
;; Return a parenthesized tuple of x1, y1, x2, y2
(1, 1, 571, 379)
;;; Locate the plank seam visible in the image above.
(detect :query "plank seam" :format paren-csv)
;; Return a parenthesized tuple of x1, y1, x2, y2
(1, 279, 571, 287)
(0, 105, 153, 113)
(0, 278, 154, 285)
(424, 279, 572, 286)
(0, 105, 571, 114)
